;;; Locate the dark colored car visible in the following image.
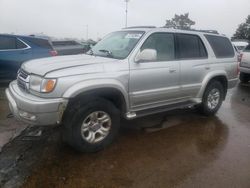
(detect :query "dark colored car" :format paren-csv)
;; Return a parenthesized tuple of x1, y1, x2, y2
(52, 40, 90, 56)
(0, 34, 57, 81)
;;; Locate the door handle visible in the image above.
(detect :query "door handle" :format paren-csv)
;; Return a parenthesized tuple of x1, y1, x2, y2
(169, 69, 177, 73)
(205, 66, 210, 70)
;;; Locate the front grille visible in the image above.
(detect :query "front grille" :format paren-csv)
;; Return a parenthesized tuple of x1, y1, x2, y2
(19, 69, 29, 79)
(17, 69, 30, 92)
(17, 78, 27, 91)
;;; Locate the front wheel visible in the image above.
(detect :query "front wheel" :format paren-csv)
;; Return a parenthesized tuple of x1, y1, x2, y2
(62, 98, 120, 153)
(198, 81, 224, 116)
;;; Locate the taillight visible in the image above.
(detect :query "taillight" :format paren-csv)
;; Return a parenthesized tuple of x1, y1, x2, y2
(239, 53, 243, 63)
(50, 50, 58, 56)
(236, 53, 242, 75)
(237, 62, 240, 75)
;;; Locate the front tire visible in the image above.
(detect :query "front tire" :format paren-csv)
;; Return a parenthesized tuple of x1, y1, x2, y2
(198, 81, 224, 116)
(62, 97, 120, 153)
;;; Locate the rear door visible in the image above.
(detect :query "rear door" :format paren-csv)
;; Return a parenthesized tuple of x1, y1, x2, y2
(176, 33, 209, 99)
(0, 36, 32, 80)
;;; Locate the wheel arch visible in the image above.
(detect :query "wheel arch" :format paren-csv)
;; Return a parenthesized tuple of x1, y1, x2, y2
(198, 71, 228, 100)
(63, 79, 129, 115)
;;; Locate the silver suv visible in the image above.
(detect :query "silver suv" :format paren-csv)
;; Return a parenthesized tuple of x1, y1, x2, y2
(6, 27, 238, 152)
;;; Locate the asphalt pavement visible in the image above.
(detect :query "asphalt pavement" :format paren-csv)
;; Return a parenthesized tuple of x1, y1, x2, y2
(0, 83, 250, 188)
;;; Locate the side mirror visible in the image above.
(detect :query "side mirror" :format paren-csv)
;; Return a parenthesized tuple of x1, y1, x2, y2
(135, 49, 157, 63)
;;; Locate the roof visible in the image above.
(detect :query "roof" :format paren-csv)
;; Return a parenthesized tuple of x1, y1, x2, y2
(0, 33, 50, 40)
(232, 41, 249, 46)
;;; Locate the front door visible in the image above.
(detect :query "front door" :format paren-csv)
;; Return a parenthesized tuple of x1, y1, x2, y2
(129, 32, 181, 111)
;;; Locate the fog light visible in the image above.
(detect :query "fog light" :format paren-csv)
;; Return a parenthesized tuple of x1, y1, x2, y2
(19, 111, 37, 121)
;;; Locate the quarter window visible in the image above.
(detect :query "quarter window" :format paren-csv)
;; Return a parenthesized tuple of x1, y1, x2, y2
(141, 33, 175, 61)
(16, 39, 27, 49)
(176, 34, 207, 59)
(205, 35, 234, 58)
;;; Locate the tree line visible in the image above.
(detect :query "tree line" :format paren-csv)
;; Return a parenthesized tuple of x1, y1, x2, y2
(164, 13, 250, 41)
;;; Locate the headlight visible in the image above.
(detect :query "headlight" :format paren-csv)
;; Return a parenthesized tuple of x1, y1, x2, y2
(29, 75, 43, 92)
(29, 75, 57, 93)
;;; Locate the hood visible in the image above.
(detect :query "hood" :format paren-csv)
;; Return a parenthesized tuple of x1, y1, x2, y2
(22, 54, 117, 76)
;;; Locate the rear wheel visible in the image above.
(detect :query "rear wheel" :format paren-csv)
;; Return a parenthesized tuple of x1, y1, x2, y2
(198, 81, 224, 116)
(62, 97, 120, 153)
(239, 72, 250, 83)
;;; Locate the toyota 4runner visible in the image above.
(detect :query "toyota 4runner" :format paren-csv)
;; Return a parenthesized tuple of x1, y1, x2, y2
(6, 27, 238, 152)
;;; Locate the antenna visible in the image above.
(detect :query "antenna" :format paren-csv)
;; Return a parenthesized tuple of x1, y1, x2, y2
(125, 0, 129, 27)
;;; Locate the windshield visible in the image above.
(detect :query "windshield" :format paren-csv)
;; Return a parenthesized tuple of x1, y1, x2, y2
(244, 44, 250, 52)
(89, 31, 144, 59)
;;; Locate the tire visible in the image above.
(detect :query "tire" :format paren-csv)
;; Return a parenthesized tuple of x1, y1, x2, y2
(239, 72, 249, 83)
(198, 81, 224, 116)
(62, 97, 120, 153)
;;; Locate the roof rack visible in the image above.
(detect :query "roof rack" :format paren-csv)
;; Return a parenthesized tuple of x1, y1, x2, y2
(123, 26, 156, 29)
(175, 28, 219, 34)
(160, 27, 219, 34)
(198, 30, 219, 34)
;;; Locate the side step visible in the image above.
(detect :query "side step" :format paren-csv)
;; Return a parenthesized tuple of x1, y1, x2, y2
(126, 101, 198, 120)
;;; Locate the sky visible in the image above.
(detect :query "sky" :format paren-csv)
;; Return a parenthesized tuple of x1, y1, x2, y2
(0, 0, 250, 40)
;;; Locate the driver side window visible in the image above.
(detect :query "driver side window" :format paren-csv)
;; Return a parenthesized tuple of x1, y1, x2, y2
(141, 33, 175, 61)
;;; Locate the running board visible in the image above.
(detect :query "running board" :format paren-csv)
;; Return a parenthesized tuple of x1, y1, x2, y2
(126, 101, 197, 119)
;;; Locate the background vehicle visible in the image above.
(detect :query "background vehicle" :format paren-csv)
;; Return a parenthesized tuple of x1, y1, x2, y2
(239, 44, 250, 83)
(232, 40, 249, 52)
(6, 27, 238, 153)
(52, 40, 90, 55)
(0, 34, 57, 81)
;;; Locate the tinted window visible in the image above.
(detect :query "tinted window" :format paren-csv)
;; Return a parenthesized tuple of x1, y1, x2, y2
(176, 34, 207, 59)
(205, 35, 234, 58)
(244, 44, 250, 52)
(0, 36, 16, 50)
(16, 39, 27, 49)
(141, 33, 175, 61)
(25, 38, 53, 49)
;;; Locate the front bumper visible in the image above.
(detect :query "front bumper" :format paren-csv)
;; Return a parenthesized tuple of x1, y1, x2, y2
(5, 81, 68, 126)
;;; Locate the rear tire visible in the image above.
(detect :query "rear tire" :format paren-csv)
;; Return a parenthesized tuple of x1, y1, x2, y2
(239, 72, 250, 83)
(198, 81, 224, 116)
(62, 97, 120, 153)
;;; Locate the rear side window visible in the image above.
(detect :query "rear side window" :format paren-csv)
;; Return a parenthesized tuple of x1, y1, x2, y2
(26, 38, 53, 49)
(176, 34, 207, 59)
(0, 36, 16, 50)
(244, 44, 250, 52)
(141, 33, 175, 61)
(205, 35, 234, 58)
(16, 39, 27, 49)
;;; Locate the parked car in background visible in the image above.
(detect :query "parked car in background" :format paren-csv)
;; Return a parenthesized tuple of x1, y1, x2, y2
(6, 27, 238, 152)
(52, 40, 90, 56)
(239, 44, 250, 83)
(232, 41, 249, 52)
(0, 34, 57, 81)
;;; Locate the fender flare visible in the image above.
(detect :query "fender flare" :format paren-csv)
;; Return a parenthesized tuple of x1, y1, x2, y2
(62, 79, 130, 111)
(197, 70, 228, 99)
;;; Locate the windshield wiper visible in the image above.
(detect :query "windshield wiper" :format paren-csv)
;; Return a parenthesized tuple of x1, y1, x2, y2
(99, 49, 114, 58)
